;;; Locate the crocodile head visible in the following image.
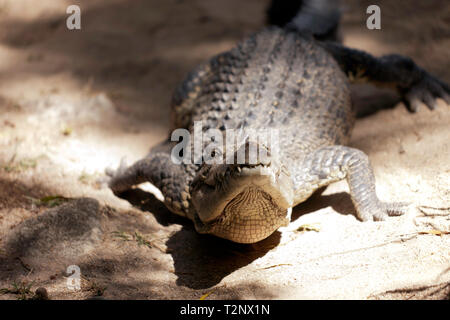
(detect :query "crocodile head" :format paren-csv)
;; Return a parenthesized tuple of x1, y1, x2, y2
(190, 141, 294, 243)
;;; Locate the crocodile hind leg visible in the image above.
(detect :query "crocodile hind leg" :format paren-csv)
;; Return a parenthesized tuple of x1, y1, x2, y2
(321, 42, 450, 112)
(106, 151, 194, 218)
(293, 145, 407, 221)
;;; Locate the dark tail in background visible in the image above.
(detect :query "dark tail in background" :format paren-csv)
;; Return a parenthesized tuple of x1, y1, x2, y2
(267, 0, 341, 42)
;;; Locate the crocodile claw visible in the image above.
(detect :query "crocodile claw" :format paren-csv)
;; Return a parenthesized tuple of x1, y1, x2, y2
(402, 73, 450, 112)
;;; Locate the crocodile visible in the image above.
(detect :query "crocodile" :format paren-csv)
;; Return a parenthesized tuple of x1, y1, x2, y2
(107, 0, 450, 243)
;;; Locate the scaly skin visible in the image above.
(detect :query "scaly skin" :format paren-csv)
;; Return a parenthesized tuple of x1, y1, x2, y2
(107, 27, 449, 243)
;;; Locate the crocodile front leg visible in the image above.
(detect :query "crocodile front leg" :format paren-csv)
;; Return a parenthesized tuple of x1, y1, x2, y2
(106, 151, 194, 218)
(293, 146, 407, 221)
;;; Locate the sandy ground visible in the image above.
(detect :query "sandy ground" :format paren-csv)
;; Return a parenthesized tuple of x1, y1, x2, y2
(0, 0, 449, 300)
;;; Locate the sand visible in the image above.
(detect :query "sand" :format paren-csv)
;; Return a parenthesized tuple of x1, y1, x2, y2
(0, 0, 448, 299)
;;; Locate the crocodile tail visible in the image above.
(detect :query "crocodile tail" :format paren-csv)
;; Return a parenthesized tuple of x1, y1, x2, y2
(266, 0, 341, 41)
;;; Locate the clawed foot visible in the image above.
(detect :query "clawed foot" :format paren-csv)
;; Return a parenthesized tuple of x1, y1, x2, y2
(98, 157, 128, 189)
(402, 73, 450, 112)
(360, 201, 410, 221)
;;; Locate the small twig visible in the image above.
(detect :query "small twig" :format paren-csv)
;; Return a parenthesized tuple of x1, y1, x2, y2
(418, 206, 450, 217)
(16, 257, 32, 272)
(418, 230, 450, 236)
(258, 263, 293, 270)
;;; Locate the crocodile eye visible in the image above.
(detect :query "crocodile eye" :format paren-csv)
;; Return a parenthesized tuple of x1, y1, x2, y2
(210, 149, 223, 160)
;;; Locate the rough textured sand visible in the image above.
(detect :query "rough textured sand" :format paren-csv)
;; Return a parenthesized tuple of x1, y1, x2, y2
(0, 0, 449, 300)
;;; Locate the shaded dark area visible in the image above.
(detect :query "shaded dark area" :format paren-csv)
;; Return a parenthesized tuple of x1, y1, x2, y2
(115, 180, 360, 290)
(266, 0, 303, 27)
(0, 0, 263, 126)
(351, 84, 401, 118)
(5, 198, 101, 258)
(167, 228, 281, 289)
(1, 0, 441, 127)
(118, 189, 185, 227)
(115, 188, 281, 289)
(372, 282, 450, 300)
(291, 188, 356, 221)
